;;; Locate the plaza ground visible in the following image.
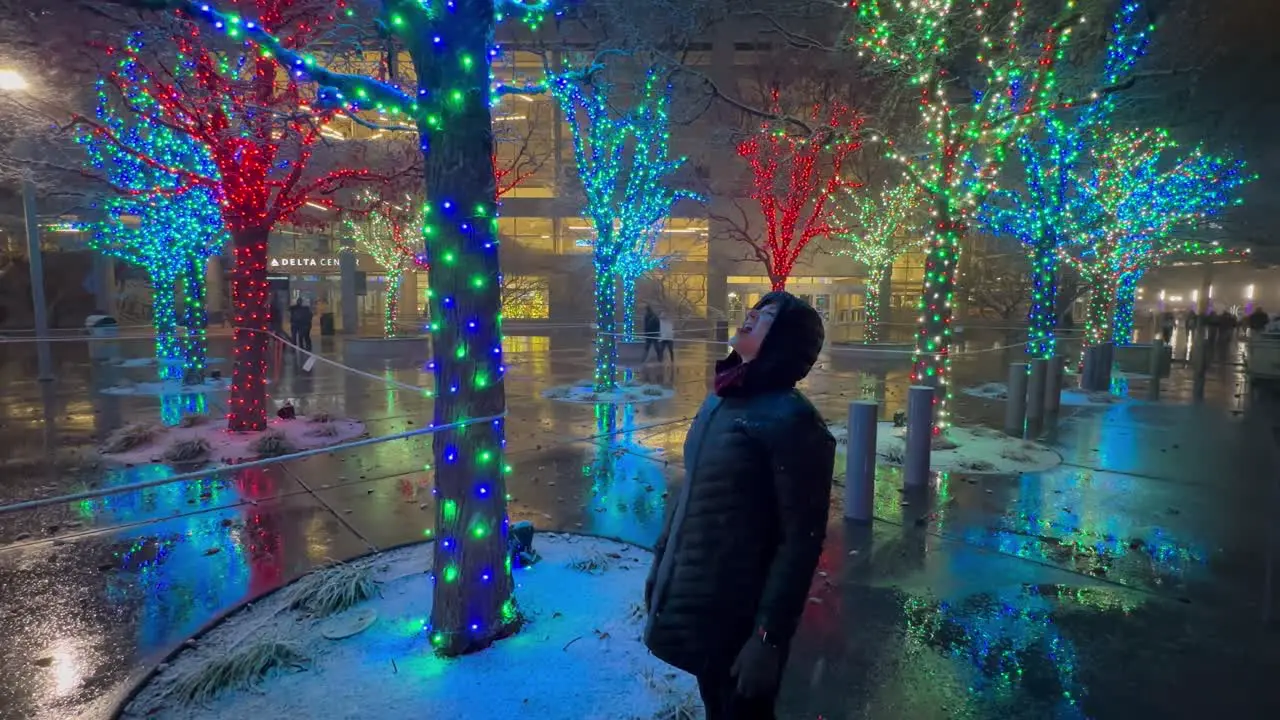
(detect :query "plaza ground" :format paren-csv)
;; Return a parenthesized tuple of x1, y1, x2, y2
(0, 327, 1277, 719)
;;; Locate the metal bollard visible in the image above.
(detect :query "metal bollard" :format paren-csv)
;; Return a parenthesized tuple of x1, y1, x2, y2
(903, 385, 934, 489)
(1147, 339, 1164, 401)
(1080, 346, 1097, 392)
(1193, 329, 1208, 400)
(1045, 355, 1064, 415)
(1099, 342, 1115, 391)
(1004, 363, 1030, 437)
(1027, 358, 1049, 436)
(844, 401, 879, 523)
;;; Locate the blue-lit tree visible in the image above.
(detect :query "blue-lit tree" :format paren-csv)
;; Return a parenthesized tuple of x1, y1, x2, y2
(1065, 128, 1253, 351)
(547, 63, 701, 392)
(137, 0, 561, 656)
(977, 2, 1153, 360)
(79, 74, 225, 383)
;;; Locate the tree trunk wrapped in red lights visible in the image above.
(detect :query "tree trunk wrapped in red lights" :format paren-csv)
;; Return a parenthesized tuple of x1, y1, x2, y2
(733, 92, 862, 291)
(82, 0, 400, 431)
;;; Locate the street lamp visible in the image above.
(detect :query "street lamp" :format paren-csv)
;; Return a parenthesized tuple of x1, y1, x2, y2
(0, 69, 54, 380)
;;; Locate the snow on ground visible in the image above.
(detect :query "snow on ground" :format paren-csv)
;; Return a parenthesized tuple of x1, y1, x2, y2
(120, 534, 699, 720)
(101, 377, 257, 396)
(541, 381, 674, 404)
(101, 415, 366, 466)
(828, 421, 1062, 474)
(963, 382, 1136, 407)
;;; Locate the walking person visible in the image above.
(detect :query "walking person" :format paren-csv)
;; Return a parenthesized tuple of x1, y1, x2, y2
(289, 298, 313, 352)
(643, 291, 835, 720)
(658, 310, 676, 363)
(1248, 307, 1268, 337)
(1160, 311, 1175, 343)
(641, 304, 661, 363)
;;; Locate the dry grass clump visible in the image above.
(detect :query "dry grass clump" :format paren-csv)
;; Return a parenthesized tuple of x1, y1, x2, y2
(284, 562, 379, 617)
(101, 423, 157, 454)
(305, 423, 340, 438)
(307, 410, 335, 423)
(163, 438, 211, 464)
(178, 413, 208, 428)
(251, 431, 295, 458)
(169, 640, 308, 704)
(567, 551, 613, 575)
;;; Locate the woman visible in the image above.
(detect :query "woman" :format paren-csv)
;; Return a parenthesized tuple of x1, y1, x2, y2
(644, 291, 835, 720)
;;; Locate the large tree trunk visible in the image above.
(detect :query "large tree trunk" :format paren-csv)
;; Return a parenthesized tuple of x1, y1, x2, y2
(1111, 273, 1139, 346)
(412, 0, 517, 657)
(593, 260, 619, 393)
(1083, 275, 1117, 350)
(181, 256, 208, 385)
(863, 264, 891, 344)
(151, 274, 181, 382)
(1027, 241, 1059, 360)
(384, 268, 403, 339)
(227, 225, 271, 431)
(911, 212, 965, 429)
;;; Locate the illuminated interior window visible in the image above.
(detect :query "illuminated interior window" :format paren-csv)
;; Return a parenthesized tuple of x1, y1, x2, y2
(502, 275, 550, 319)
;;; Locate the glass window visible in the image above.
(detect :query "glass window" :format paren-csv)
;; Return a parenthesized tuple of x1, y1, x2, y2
(561, 218, 594, 253)
(656, 219, 709, 261)
(498, 217, 554, 253)
(502, 276, 550, 319)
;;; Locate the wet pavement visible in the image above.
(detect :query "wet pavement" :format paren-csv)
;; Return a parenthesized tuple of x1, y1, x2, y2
(0, 328, 1277, 719)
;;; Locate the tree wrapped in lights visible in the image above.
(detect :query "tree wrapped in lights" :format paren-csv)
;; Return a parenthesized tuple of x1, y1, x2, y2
(832, 180, 923, 343)
(734, 92, 862, 291)
(845, 0, 1082, 427)
(346, 192, 422, 338)
(81, 3, 396, 432)
(548, 64, 701, 392)
(978, 2, 1154, 359)
(1064, 128, 1253, 351)
(136, 0, 560, 656)
(79, 74, 225, 382)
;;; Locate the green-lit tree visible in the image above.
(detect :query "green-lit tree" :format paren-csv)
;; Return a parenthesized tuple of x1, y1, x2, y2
(844, 0, 1084, 427)
(832, 180, 923, 343)
(79, 71, 225, 383)
(548, 62, 701, 392)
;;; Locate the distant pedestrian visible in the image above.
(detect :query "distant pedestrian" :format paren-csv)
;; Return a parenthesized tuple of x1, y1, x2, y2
(1160, 311, 1175, 343)
(1248, 307, 1269, 336)
(658, 311, 675, 363)
(644, 291, 834, 720)
(290, 298, 313, 352)
(641, 304, 661, 363)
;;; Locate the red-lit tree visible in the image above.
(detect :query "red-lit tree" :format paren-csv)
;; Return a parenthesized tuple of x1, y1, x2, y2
(81, 0, 395, 431)
(731, 92, 862, 291)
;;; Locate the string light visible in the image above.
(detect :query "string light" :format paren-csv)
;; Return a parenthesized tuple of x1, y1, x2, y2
(1065, 128, 1253, 356)
(86, 1, 394, 431)
(548, 65, 702, 392)
(346, 191, 428, 338)
(78, 62, 225, 384)
(848, 0, 1081, 430)
(832, 181, 923, 343)
(978, 2, 1152, 360)
(736, 91, 862, 291)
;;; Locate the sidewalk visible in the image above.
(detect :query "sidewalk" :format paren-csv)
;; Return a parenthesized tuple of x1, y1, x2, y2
(0, 335, 1276, 719)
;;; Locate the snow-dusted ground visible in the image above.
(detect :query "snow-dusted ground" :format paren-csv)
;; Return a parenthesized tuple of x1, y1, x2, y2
(101, 377, 249, 396)
(829, 421, 1062, 474)
(541, 382, 674, 405)
(120, 534, 699, 720)
(101, 416, 366, 465)
(963, 382, 1136, 407)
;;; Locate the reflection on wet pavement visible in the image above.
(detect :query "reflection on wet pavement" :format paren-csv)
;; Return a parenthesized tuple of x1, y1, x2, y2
(0, 331, 1277, 720)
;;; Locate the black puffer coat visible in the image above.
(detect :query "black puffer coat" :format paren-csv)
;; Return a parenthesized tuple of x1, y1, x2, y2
(643, 291, 835, 676)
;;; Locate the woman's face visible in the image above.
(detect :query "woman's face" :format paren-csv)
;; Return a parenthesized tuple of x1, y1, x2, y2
(729, 302, 779, 361)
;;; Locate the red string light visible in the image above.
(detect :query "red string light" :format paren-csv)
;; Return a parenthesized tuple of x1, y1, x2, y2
(736, 92, 863, 291)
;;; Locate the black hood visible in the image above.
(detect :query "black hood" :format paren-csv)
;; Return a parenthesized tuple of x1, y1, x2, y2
(716, 291, 825, 395)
